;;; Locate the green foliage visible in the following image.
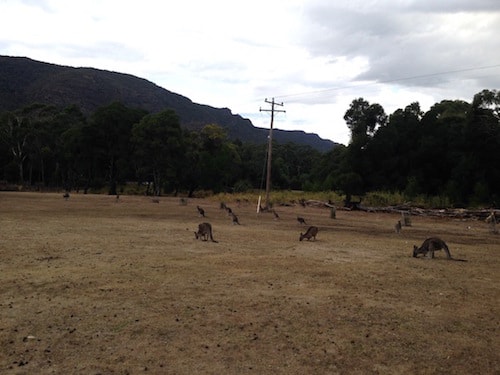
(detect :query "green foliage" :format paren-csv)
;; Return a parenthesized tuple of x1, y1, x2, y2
(131, 109, 185, 195)
(363, 192, 396, 207)
(1, 90, 499, 208)
(212, 190, 344, 207)
(88, 102, 147, 194)
(314, 91, 500, 207)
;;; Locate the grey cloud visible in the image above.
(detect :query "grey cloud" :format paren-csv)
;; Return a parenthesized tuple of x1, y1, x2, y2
(407, 0, 500, 13)
(299, 2, 500, 91)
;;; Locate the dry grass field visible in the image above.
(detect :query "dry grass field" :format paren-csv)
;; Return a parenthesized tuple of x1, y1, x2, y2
(1, 192, 499, 374)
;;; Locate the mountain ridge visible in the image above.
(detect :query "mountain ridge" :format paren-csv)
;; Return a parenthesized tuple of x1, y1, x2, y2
(0, 55, 337, 152)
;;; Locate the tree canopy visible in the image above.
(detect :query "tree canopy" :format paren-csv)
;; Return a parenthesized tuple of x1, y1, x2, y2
(1, 90, 499, 206)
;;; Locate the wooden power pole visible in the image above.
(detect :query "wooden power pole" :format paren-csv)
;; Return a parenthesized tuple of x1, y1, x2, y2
(260, 98, 285, 210)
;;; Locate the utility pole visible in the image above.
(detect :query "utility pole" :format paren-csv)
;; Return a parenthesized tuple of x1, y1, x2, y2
(260, 98, 285, 210)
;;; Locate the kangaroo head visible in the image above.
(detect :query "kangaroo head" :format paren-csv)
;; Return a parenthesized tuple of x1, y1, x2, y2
(412, 245, 420, 257)
(299, 233, 304, 241)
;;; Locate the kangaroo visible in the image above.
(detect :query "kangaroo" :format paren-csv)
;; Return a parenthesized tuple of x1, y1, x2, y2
(394, 220, 402, 234)
(401, 211, 412, 226)
(194, 222, 218, 243)
(486, 211, 498, 234)
(231, 213, 240, 225)
(297, 216, 307, 225)
(413, 237, 468, 261)
(413, 237, 452, 259)
(272, 209, 280, 220)
(197, 205, 205, 217)
(300, 226, 318, 241)
(63, 192, 70, 200)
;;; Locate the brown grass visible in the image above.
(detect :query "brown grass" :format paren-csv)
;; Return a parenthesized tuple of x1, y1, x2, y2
(1, 192, 499, 374)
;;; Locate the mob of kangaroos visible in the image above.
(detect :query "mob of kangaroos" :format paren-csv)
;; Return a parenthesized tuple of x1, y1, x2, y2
(194, 222, 218, 243)
(413, 237, 467, 261)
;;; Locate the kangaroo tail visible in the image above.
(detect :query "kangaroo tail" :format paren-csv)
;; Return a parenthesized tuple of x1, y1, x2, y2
(210, 232, 218, 243)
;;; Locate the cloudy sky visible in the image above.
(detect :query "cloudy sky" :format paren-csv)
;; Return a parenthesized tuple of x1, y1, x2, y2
(1, 0, 499, 145)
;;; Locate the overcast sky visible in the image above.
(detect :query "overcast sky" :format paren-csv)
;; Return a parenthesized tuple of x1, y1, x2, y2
(1, 0, 499, 145)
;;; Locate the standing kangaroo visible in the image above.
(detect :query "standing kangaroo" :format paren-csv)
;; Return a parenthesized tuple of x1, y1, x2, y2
(194, 222, 218, 243)
(197, 205, 205, 217)
(394, 220, 402, 234)
(297, 216, 307, 225)
(413, 237, 451, 259)
(299, 226, 318, 241)
(231, 213, 240, 225)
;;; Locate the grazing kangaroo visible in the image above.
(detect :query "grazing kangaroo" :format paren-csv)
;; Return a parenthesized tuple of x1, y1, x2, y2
(394, 220, 402, 234)
(300, 226, 318, 241)
(297, 216, 307, 225)
(194, 222, 218, 243)
(63, 192, 70, 200)
(413, 237, 468, 262)
(197, 205, 205, 217)
(413, 237, 452, 259)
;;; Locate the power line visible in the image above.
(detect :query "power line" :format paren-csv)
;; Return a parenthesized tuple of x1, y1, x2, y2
(273, 63, 500, 101)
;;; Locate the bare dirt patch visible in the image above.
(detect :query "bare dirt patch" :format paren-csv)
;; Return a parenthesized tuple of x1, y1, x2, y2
(1, 192, 499, 374)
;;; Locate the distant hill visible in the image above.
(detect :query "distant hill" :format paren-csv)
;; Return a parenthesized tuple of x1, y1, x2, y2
(0, 56, 337, 152)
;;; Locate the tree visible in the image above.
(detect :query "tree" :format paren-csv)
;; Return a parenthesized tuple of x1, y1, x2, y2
(344, 98, 387, 148)
(342, 98, 387, 202)
(55, 105, 88, 189)
(0, 104, 58, 185)
(417, 100, 470, 198)
(464, 89, 500, 204)
(131, 110, 186, 196)
(88, 102, 147, 195)
(311, 144, 349, 191)
(196, 124, 242, 193)
(25, 104, 63, 187)
(0, 111, 28, 184)
(364, 102, 422, 191)
(236, 142, 267, 190)
(336, 172, 364, 206)
(271, 143, 321, 190)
